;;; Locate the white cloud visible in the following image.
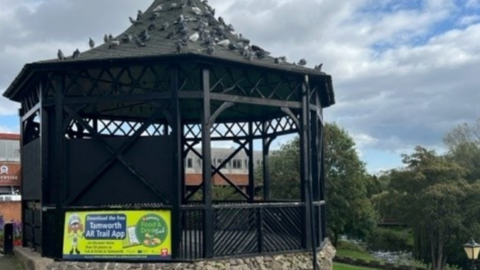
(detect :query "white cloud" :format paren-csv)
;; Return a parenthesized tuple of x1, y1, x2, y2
(0, 0, 479, 172)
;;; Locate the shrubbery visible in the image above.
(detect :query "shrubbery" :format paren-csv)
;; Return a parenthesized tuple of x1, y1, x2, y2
(367, 227, 412, 252)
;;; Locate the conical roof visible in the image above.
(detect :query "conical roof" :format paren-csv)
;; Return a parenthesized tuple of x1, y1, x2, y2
(4, 0, 334, 106)
(43, 0, 324, 74)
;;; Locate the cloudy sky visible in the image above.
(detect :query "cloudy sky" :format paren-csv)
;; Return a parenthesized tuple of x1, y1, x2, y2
(0, 0, 479, 173)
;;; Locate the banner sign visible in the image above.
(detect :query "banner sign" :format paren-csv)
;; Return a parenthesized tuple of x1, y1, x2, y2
(63, 210, 171, 260)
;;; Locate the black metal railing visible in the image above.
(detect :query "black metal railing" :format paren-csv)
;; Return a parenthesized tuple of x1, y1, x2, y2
(179, 202, 311, 260)
(180, 207, 204, 260)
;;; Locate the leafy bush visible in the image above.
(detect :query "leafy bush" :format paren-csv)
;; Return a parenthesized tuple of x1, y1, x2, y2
(367, 227, 412, 252)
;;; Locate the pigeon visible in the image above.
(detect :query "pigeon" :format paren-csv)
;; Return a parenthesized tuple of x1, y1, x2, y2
(148, 22, 156, 31)
(57, 49, 65, 61)
(274, 56, 287, 64)
(217, 39, 230, 46)
(150, 12, 160, 20)
(72, 48, 80, 59)
(108, 40, 120, 49)
(175, 41, 183, 53)
(137, 10, 143, 21)
(108, 34, 113, 42)
(228, 43, 237, 50)
(166, 30, 175, 39)
(104, 34, 109, 43)
(251, 45, 270, 59)
(218, 16, 225, 25)
(227, 24, 235, 32)
(189, 32, 199, 42)
(121, 34, 133, 43)
(89, 38, 95, 48)
(134, 36, 146, 47)
(207, 45, 215, 55)
(191, 7, 202, 15)
(140, 30, 150, 42)
(314, 63, 323, 72)
(160, 22, 170, 31)
(297, 58, 307, 66)
(153, 4, 163, 12)
(129, 17, 142, 25)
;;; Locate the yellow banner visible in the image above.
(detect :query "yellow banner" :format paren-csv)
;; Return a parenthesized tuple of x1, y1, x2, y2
(63, 210, 171, 260)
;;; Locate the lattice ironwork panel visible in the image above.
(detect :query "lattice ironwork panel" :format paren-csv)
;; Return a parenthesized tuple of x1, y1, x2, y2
(180, 208, 204, 260)
(178, 64, 202, 92)
(213, 207, 258, 257)
(66, 118, 93, 138)
(264, 116, 298, 135)
(185, 121, 264, 140)
(92, 119, 167, 137)
(211, 122, 249, 138)
(63, 65, 172, 98)
(209, 66, 303, 102)
(263, 206, 303, 252)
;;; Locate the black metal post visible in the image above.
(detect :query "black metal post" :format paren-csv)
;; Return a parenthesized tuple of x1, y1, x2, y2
(18, 108, 27, 248)
(300, 78, 312, 250)
(261, 122, 270, 201)
(302, 75, 318, 270)
(40, 81, 51, 256)
(53, 73, 66, 259)
(170, 67, 182, 259)
(247, 121, 255, 202)
(201, 68, 214, 258)
(3, 223, 14, 255)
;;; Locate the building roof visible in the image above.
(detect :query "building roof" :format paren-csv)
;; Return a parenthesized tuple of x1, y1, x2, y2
(3, 0, 334, 107)
(0, 133, 20, 141)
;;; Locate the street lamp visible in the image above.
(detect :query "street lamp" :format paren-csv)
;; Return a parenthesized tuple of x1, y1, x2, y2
(464, 238, 480, 270)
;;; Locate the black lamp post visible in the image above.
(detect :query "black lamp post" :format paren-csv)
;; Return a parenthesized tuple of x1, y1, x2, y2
(464, 238, 480, 270)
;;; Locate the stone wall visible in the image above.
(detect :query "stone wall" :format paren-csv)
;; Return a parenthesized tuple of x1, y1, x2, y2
(37, 241, 336, 270)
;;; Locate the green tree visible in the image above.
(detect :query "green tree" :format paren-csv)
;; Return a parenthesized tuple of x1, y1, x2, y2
(378, 147, 468, 270)
(444, 118, 480, 182)
(265, 123, 377, 246)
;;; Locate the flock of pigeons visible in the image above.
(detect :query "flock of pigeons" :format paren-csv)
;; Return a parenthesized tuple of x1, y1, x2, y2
(56, 0, 323, 72)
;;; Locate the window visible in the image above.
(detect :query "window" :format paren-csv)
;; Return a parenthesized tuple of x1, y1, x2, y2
(232, 159, 242, 169)
(186, 158, 193, 168)
(197, 158, 202, 168)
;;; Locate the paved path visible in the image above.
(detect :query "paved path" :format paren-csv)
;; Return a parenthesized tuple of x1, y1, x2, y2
(0, 254, 22, 270)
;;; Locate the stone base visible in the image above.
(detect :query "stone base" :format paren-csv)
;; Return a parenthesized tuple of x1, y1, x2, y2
(16, 240, 336, 270)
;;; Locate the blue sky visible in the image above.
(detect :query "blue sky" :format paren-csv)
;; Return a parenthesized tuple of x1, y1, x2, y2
(0, 0, 480, 173)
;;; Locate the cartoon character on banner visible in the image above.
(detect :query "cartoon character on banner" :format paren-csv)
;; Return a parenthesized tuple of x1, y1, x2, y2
(67, 213, 84, 254)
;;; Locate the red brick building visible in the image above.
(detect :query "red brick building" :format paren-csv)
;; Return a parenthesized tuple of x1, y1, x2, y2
(0, 133, 21, 223)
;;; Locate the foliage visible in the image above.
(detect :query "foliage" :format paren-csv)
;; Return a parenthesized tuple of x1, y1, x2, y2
(367, 227, 413, 252)
(374, 146, 468, 270)
(264, 123, 377, 246)
(443, 118, 480, 182)
(324, 123, 377, 245)
(190, 186, 246, 201)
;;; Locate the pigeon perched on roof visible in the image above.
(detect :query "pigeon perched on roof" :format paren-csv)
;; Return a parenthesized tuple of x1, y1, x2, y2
(189, 32, 199, 42)
(72, 49, 80, 59)
(314, 63, 323, 72)
(108, 40, 120, 49)
(153, 4, 163, 12)
(57, 49, 65, 61)
(297, 59, 307, 66)
(89, 38, 95, 48)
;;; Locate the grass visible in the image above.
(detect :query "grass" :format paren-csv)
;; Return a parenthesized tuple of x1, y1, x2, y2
(333, 263, 381, 270)
(336, 249, 376, 262)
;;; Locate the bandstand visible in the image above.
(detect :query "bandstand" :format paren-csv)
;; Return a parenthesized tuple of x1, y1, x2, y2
(3, 0, 335, 263)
